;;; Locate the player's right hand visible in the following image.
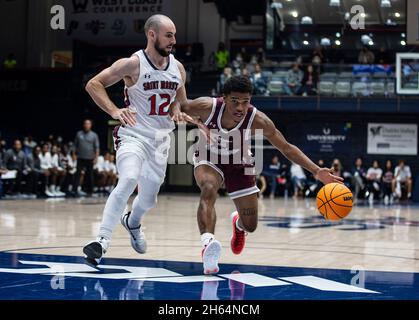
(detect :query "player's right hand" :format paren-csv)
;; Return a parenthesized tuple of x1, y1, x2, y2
(112, 107, 137, 127)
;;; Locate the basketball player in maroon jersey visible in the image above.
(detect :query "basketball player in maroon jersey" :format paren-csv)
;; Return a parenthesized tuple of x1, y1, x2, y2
(178, 75, 343, 274)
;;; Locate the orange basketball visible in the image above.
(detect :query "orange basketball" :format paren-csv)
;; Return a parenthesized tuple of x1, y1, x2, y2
(316, 183, 353, 221)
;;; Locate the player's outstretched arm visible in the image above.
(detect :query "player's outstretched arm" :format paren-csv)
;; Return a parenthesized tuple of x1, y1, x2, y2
(253, 111, 343, 185)
(85, 57, 139, 127)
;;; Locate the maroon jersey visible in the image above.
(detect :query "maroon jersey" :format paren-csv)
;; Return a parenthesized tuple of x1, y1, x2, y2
(194, 97, 260, 199)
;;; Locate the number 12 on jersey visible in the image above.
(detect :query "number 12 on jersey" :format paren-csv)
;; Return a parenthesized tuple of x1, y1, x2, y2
(148, 94, 171, 116)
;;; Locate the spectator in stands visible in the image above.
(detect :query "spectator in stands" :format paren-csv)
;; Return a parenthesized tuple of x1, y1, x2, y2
(305, 159, 325, 197)
(3, 53, 17, 69)
(283, 63, 303, 96)
(58, 145, 72, 194)
(298, 64, 318, 96)
(291, 163, 307, 198)
(256, 174, 267, 198)
(104, 153, 118, 193)
(311, 46, 324, 73)
(66, 150, 79, 195)
(256, 47, 266, 65)
(262, 155, 281, 198)
(23, 136, 37, 156)
(366, 160, 382, 203)
(351, 157, 367, 199)
(392, 160, 412, 199)
(358, 46, 375, 64)
(72, 119, 99, 197)
(0, 139, 6, 162)
(215, 42, 230, 71)
(0, 156, 8, 198)
(27, 146, 45, 197)
(382, 160, 394, 205)
(232, 53, 243, 73)
(219, 67, 233, 90)
(331, 158, 344, 179)
(250, 64, 267, 95)
(243, 68, 250, 76)
(3, 140, 28, 196)
(39, 143, 56, 197)
(94, 151, 107, 194)
(51, 145, 66, 197)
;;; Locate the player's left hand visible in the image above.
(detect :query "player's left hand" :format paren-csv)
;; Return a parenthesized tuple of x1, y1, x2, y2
(171, 112, 195, 125)
(314, 168, 344, 185)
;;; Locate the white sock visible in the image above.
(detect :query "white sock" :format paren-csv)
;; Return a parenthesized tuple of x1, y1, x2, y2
(201, 233, 214, 247)
(98, 153, 143, 240)
(128, 176, 160, 227)
(235, 215, 244, 231)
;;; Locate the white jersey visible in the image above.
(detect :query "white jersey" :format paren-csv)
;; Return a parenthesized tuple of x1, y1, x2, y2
(118, 49, 183, 140)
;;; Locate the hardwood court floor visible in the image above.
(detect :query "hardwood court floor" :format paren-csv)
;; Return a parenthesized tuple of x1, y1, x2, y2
(1, 194, 418, 273)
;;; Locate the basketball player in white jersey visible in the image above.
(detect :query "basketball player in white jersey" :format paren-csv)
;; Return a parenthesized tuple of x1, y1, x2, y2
(82, 14, 193, 266)
(178, 76, 343, 274)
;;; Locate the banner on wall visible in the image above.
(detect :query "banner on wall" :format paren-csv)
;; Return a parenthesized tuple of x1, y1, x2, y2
(300, 122, 353, 154)
(367, 123, 418, 155)
(63, 0, 170, 43)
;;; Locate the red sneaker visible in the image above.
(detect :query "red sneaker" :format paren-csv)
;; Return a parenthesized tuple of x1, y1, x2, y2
(230, 212, 246, 255)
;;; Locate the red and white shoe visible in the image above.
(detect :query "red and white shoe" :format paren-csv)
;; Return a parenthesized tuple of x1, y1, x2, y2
(201, 239, 222, 275)
(230, 211, 246, 255)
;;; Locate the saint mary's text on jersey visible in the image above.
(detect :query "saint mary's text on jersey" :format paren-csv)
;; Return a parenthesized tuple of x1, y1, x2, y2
(143, 80, 179, 91)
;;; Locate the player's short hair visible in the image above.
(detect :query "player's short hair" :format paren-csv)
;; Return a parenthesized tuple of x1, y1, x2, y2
(223, 75, 253, 95)
(144, 14, 171, 36)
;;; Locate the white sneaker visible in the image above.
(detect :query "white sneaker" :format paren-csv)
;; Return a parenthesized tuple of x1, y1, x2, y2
(83, 237, 110, 266)
(45, 188, 55, 197)
(54, 187, 66, 197)
(384, 195, 389, 205)
(201, 238, 222, 275)
(121, 211, 147, 254)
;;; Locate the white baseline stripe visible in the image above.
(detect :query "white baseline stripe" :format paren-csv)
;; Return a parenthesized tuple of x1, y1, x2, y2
(280, 276, 379, 293)
(220, 273, 291, 287)
(146, 275, 225, 283)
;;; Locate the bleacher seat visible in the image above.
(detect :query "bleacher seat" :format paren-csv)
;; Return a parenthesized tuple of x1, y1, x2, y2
(335, 80, 351, 97)
(352, 81, 369, 97)
(268, 77, 285, 95)
(370, 81, 386, 96)
(318, 80, 335, 96)
(386, 80, 395, 96)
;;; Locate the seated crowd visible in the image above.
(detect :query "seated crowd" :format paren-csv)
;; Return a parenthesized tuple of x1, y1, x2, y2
(258, 155, 414, 205)
(0, 135, 118, 199)
(217, 44, 395, 98)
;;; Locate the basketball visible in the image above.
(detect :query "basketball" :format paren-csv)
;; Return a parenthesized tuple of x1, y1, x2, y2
(316, 183, 353, 221)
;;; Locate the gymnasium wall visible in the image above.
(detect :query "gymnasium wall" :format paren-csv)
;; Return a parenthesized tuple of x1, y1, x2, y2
(265, 111, 419, 175)
(0, 0, 262, 68)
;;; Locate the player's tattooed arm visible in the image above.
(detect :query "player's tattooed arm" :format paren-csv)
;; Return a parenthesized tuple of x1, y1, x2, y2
(86, 56, 139, 126)
(253, 111, 343, 185)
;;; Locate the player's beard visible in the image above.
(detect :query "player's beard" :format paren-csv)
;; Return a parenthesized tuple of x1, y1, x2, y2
(155, 38, 171, 57)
